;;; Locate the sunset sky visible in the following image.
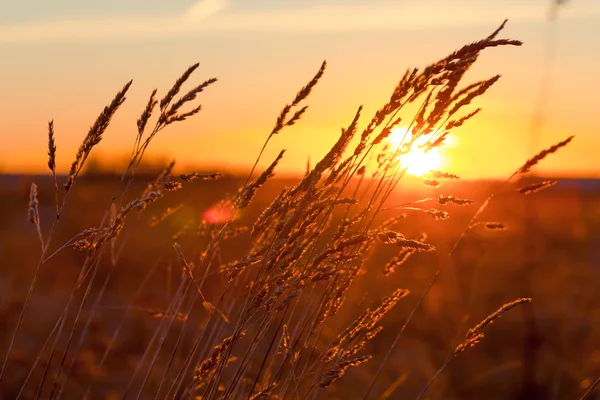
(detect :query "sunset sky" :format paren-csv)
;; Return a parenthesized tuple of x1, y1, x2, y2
(1, 0, 599, 179)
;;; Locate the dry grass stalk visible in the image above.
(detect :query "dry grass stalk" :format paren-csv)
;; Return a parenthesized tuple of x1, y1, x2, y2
(383, 233, 427, 276)
(179, 172, 222, 182)
(150, 205, 184, 227)
(137, 88, 158, 136)
(323, 289, 409, 365)
(579, 376, 600, 400)
(244, 61, 327, 192)
(415, 298, 533, 400)
(319, 355, 371, 388)
(448, 75, 500, 117)
(519, 135, 574, 174)
(47, 120, 56, 173)
(438, 194, 473, 205)
(195, 332, 245, 380)
(159, 63, 199, 111)
(422, 178, 440, 187)
(379, 213, 407, 230)
(446, 107, 481, 130)
(238, 150, 286, 209)
(147, 309, 189, 322)
(271, 61, 326, 136)
(484, 222, 507, 231)
(518, 180, 558, 195)
(47, 120, 60, 215)
(65, 80, 133, 191)
(285, 105, 309, 127)
(174, 243, 228, 322)
(426, 208, 449, 220)
(162, 77, 217, 125)
(279, 324, 290, 355)
(72, 240, 91, 251)
(249, 382, 278, 400)
(454, 298, 532, 355)
(428, 170, 460, 180)
(395, 238, 435, 252)
(163, 181, 183, 192)
(28, 183, 39, 225)
(28, 182, 45, 248)
(141, 160, 176, 199)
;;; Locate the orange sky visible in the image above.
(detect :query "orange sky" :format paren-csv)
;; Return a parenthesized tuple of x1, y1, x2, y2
(1, 0, 599, 179)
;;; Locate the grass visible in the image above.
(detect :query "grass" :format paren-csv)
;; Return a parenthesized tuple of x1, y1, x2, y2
(0, 20, 596, 399)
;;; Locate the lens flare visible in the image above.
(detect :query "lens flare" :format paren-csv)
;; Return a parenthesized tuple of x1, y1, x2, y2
(203, 200, 235, 224)
(387, 127, 443, 176)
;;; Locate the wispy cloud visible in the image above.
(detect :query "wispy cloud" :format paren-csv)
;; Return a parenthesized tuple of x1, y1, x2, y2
(185, 0, 228, 23)
(0, 0, 228, 43)
(1, 0, 599, 44)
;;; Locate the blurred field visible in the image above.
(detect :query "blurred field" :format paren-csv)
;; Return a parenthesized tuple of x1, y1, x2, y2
(1, 172, 598, 399)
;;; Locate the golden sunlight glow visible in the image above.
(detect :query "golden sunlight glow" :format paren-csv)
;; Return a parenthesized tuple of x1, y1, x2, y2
(387, 127, 442, 176)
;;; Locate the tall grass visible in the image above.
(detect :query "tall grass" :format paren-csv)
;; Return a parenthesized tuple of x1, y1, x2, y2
(0, 20, 583, 399)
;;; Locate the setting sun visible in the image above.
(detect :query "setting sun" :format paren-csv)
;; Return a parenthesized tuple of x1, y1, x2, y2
(387, 127, 443, 176)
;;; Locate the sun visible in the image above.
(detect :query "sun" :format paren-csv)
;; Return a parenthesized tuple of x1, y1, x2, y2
(387, 127, 442, 176)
